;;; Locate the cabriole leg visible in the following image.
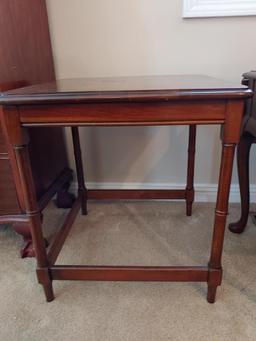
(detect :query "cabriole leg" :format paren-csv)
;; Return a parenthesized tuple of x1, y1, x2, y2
(229, 133, 253, 233)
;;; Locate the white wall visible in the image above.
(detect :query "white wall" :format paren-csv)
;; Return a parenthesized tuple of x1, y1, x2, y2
(46, 0, 256, 199)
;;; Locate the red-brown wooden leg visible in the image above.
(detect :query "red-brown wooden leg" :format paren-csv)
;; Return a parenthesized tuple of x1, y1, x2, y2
(207, 101, 244, 303)
(207, 143, 236, 303)
(186, 125, 196, 216)
(207, 285, 218, 304)
(1, 107, 54, 302)
(229, 133, 253, 234)
(15, 145, 54, 301)
(71, 127, 87, 215)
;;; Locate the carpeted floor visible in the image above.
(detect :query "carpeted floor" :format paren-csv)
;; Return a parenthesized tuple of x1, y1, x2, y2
(0, 201, 256, 341)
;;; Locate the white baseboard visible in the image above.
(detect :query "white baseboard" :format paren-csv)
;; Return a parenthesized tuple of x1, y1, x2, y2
(70, 182, 256, 203)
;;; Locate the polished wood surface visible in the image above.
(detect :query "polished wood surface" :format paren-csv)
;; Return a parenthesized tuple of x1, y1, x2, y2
(1, 75, 251, 105)
(3, 74, 248, 93)
(0, 75, 251, 303)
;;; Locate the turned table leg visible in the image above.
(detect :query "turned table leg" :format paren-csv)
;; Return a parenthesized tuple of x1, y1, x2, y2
(15, 144, 54, 301)
(207, 101, 244, 303)
(14, 147, 54, 301)
(207, 143, 236, 303)
(2, 108, 54, 301)
(186, 125, 196, 216)
(71, 127, 88, 215)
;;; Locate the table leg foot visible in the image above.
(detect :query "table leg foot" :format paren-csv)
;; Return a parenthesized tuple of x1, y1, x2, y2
(37, 267, 55, 302)
(80, 191, 88, 215)
(186, 202, 192, 217)
(81, 203, 88, 215)
(207, 285, 217, 303)
(228, 220, 247, 234)
(43, 282, 54, 302)
(228, 133, 252, 234)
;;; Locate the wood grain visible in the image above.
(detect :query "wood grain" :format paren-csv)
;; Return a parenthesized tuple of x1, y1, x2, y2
(0, 0, 55, 85)
(19, 101, 226, 126)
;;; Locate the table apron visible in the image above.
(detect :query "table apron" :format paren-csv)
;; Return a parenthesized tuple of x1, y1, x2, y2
(19, 100, 226, 126)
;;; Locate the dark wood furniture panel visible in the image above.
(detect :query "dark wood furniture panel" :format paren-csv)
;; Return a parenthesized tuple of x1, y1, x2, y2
(0, 158, 20, 215)
(0, 0, 55, 85)
(0, 0, 72, 257)
(0, 126, 7, 154)
(28, 127, 69, 200)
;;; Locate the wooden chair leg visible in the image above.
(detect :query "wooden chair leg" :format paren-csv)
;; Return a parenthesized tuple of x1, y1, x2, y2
(229, 134, 253, 234)
(71, 127, 88, 215)
(186, 125, 196, 216)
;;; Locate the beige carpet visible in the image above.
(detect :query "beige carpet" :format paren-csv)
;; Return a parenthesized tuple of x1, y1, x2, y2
(0, 201, 256, 341)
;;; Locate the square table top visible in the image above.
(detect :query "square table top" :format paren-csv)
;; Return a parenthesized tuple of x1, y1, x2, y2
(0, 75, 251, 105)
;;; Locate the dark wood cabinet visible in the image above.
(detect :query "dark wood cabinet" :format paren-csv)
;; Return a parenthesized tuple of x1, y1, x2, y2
(0, 125, 7, 153)
(0, 0, 73, 257)
(0, 158, 21, 215)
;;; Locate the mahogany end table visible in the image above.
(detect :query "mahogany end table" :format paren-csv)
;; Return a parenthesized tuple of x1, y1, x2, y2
(0, 75, 252, 303)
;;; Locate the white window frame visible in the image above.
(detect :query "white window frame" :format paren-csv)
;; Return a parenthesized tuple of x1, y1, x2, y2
(183, 0, 256, 18)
